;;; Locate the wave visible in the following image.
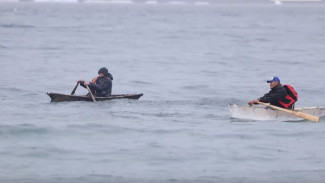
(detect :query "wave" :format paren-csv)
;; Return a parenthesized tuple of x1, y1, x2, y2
(130, 80, 153, 85)
(14, 0, 212, 5)
(0, 24, 35, 29)
(0, 124, 50, 136)
(136, 97, 233, 108)
(33, 0, 78, 2)
(22, 0, 135, 3)
(0, 86, 27, 93)
(82, 0, 134, 3)
(33, 0, 83, 2)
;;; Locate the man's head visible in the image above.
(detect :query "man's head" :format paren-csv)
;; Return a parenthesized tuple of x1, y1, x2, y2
(267, 76, 280, 89)
(98, 67, 108, 77)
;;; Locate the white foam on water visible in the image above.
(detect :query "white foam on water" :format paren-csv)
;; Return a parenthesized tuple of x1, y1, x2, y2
(145, 0, 157, 4)
(168, 1, 188, 5)
(274, 0, 283, 5)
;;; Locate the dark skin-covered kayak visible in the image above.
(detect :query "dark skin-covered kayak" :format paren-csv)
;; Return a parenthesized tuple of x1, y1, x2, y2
(47, 92, 143, 102)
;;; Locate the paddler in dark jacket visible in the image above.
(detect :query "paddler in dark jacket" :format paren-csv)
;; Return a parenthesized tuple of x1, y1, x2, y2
(78, 67, 113, 97)
(248, 76, 293, 109)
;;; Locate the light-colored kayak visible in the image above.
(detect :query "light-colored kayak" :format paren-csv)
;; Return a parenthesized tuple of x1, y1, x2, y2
(228, 104, 325, 121)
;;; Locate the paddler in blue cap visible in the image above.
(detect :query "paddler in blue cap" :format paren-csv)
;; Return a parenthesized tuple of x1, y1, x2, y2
(248, 76, 296, 109)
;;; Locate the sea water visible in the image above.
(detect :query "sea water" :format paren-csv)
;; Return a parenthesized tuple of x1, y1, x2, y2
(0, 1, 325, 183)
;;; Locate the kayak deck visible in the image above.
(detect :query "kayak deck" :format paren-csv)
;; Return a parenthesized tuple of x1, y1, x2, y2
(47, 92, 143, 102)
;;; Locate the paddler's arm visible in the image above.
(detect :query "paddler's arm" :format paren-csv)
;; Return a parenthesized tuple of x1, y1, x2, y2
(78, 80, 84, 87)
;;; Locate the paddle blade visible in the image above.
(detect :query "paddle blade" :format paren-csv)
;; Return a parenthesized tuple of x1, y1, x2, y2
(295, 112, 319, 122)
(71, 82, 79, 95)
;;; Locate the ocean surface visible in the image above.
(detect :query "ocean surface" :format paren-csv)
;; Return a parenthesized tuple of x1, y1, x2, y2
(1, 1, 325, 183)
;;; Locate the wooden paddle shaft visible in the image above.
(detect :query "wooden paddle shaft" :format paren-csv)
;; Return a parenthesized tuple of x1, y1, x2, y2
(86, 85, 96, 102)
(257, 102, 319, 122)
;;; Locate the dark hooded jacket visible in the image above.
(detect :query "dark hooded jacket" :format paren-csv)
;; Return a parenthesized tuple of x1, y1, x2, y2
(81, 73, 113, 97)
(259, 83, 293, 109)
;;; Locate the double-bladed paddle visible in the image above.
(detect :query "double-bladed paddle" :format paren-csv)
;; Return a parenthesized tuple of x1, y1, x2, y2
(257, 101, 319, 122)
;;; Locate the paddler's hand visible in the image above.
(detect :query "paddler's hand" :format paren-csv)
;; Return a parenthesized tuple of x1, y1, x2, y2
(248, 99, 259, 106)
(78, 80, 84, 84)
(83, 81, 90, 86)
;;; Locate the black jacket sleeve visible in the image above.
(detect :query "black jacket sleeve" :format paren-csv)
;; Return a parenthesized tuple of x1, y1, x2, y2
(80, 82, 86, 88)
(259, 87, 287, 103)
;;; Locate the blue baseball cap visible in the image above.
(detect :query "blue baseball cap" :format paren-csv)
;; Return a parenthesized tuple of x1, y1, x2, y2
(267, 76, 280, 83)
